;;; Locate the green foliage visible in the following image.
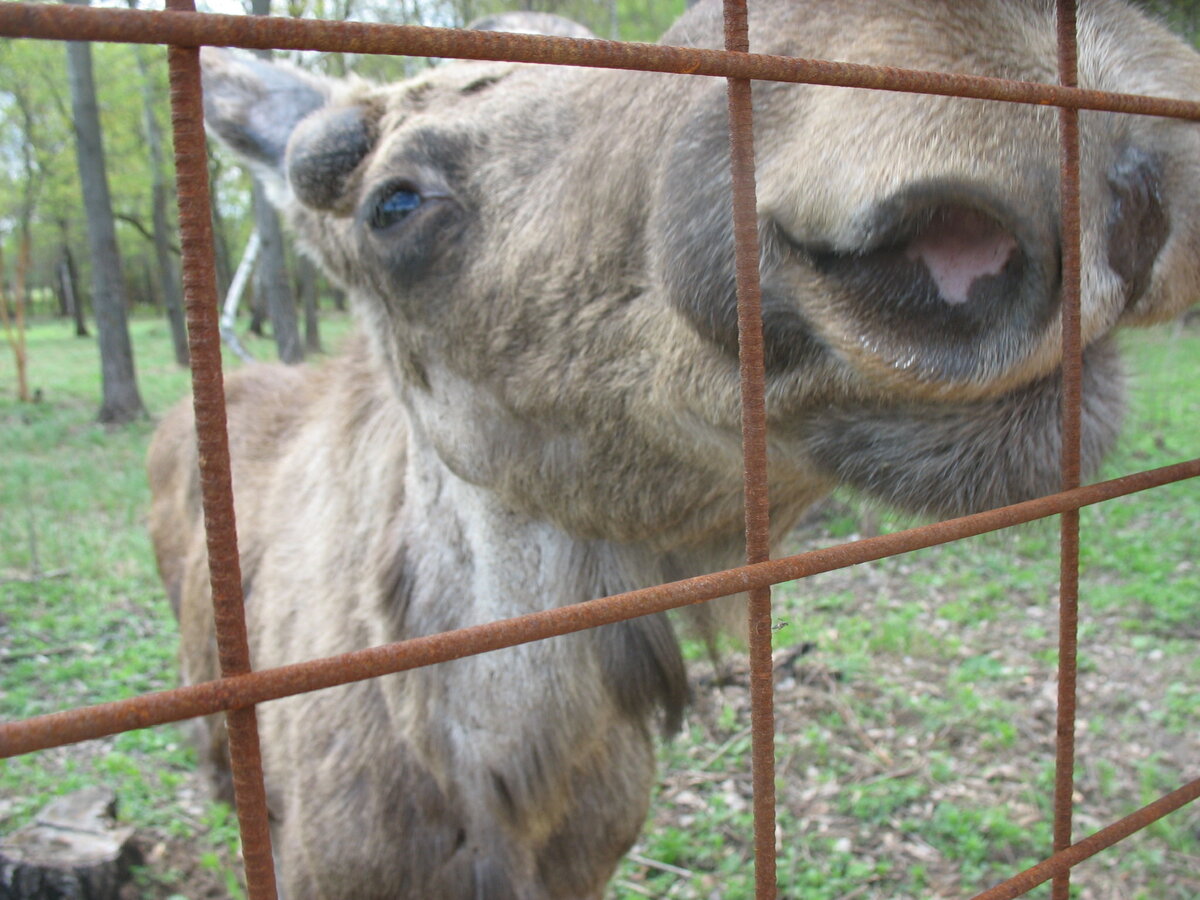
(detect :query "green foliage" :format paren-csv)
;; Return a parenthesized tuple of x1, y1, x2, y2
(274, 0, 684, 44)
(0, 313, 355, 897)
(2, 1, 687, 325)
(1, 36, 179, 313)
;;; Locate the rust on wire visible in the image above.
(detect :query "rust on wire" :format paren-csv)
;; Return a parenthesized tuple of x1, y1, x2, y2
(2, 459, 1196, 763)
(164, 3, 277, 895)
(4, 2, 1200, 121)
(1052, 3, 1083, 899)
(971, 775, 1200, 900)
(721, 0, 776, 895)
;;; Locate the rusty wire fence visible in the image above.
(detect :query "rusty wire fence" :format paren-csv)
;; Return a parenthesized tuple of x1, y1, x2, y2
(1, 1, 1199, 898)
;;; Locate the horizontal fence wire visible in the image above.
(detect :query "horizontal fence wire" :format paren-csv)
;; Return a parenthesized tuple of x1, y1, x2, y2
(1, 3, 1198, 899)
(4, 3, 1200, 119)
(1, 459, 1196, 761)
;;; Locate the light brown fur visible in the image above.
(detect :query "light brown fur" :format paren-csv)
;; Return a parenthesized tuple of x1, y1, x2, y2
(149, 2, 1200, 897)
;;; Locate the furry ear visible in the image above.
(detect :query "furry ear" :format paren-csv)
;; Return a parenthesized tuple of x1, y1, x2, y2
(200, 47, 331, 198)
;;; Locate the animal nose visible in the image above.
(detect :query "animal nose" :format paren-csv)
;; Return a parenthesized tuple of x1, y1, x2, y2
(797, 182, 1058, 386)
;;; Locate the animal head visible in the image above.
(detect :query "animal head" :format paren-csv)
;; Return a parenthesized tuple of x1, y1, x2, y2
(202, 0, 1200, 542)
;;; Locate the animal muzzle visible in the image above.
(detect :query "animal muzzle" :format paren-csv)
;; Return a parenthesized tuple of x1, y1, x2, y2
(786, 147, 1167, 393)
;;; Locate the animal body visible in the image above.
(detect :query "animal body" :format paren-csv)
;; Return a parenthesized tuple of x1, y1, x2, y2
(148, 1, 1200, 897)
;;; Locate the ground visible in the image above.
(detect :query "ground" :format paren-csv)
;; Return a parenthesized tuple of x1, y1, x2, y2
(1, 319, 1196, 899)
(92, 499, 1200, 899)
(613, 497, 1200, 899)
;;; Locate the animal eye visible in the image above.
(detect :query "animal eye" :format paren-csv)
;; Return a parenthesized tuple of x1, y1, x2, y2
(370, 186, 423, 230)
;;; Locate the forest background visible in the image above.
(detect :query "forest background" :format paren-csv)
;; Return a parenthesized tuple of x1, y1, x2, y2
(0, 0, 686, 422)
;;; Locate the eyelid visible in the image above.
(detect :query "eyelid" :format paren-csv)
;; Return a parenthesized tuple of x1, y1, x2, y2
(359, 179, 451, 229)
(364, 179, 419, 210)
(371, 190, 422, 230)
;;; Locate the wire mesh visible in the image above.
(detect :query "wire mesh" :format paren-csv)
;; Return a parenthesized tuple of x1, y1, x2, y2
(1052, 3, 1083, 898)
(0, 2, 1198, 899)
(163, 0, 276, 888)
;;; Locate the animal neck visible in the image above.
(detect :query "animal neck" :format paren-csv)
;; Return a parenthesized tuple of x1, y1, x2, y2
(393, 423, 696, 740)
(396, 417, 748, 631)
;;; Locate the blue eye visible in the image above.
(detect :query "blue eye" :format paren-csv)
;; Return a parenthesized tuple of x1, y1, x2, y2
(370, 187, 422, 230)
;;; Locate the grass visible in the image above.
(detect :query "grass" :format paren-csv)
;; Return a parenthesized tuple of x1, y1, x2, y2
(0, 311, 353, 896)
(613, 323, 1200, 899)
(2, 318, 191, 802)
(2, 314, 1197, 899)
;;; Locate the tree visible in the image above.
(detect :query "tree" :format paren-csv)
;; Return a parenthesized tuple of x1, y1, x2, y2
(0, 238, 30, 403)
(0, 78, 40, 404)
(208, 152, 236, 302)
(248, 0, 305, 364)
(56, 219, 89, 337)
(251, 180, 303, 363)
(65, 4, 146, 423)
(294, 253, 322, 354)
(128, 17, 189, 366)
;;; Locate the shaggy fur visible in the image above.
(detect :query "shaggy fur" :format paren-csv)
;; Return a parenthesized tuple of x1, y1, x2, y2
(148, 1, 1200, 897)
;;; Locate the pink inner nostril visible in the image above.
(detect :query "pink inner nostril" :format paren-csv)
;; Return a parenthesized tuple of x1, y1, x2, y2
(904, 207, 1018, 304)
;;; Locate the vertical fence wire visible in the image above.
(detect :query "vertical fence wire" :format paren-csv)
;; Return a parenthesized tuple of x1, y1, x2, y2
(1053, 3, 1083, 899)
(164, 3, 278, 896)
(721, 0, 777, 896)
(971, 774, 1200, 900)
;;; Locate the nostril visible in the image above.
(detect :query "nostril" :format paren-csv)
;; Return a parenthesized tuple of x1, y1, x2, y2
(786, 183, 1056, 384)
(903, 207, 1020, 305)
(1107, 146, 1167, 310)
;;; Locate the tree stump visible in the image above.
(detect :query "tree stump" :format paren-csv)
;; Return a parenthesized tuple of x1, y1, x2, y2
(0, 787, 140, 900)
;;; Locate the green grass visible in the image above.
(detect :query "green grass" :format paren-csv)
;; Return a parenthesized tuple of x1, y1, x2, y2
(0, 311, 354, 896)
(2, 315, 1197, 899)
(616, 324, 1200, 898)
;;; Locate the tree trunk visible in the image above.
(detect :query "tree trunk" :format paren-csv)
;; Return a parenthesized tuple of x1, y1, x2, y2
(54, 263, 69, 318)
(62, 240, 89, 338)
(58, 259, 74, 316)
(65, 20, 146, 423)
(131, 35, 189, 366)
(248, 281, 268, 337)
(55, 221, 89, 337)
(295, 253, 322, 354)
(141, 261, 155, 310)
(208, 153, 235, 301)
(0, 787, 139, 900)
(252, 180, 303, 363)
(0, 242, 31, 404)
(248, 0, 304, 364)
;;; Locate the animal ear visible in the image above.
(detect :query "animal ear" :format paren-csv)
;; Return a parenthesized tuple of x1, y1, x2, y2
(201, 48, 335, 198)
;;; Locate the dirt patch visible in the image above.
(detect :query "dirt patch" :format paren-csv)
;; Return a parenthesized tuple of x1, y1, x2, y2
(6, 505, 1196, 899)
(622, 504, 1200, 899)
